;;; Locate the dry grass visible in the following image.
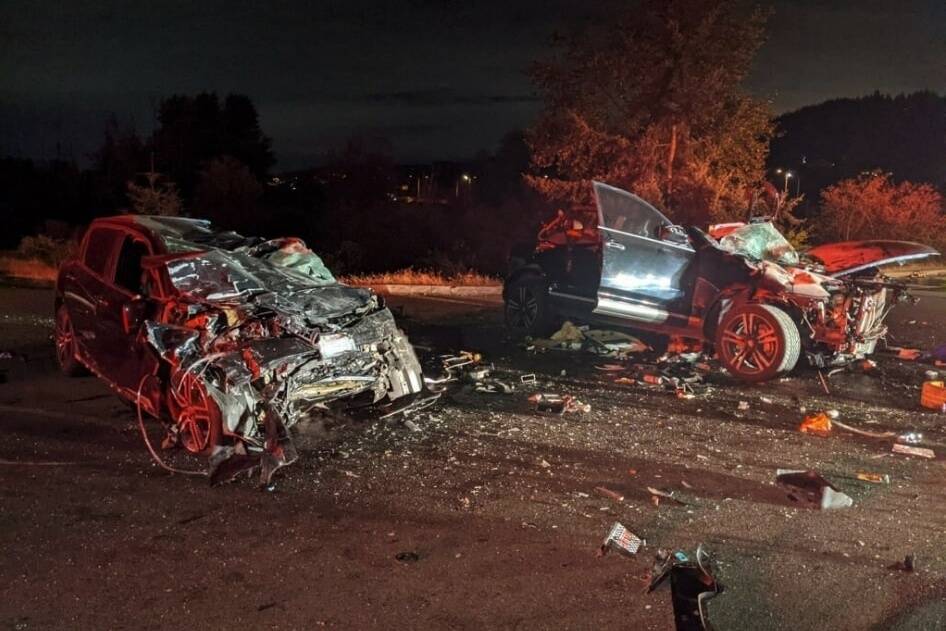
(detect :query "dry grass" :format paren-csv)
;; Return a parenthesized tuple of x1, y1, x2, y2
(342, 268, 500, 287)
(0, 256, 57, 283)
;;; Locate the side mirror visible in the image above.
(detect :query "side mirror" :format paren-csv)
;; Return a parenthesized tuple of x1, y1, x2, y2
(121, 297, 147, 335)
(660, 225, 689, 245)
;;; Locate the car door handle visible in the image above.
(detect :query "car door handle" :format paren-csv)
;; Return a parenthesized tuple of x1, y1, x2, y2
(605, 240, 626, 251)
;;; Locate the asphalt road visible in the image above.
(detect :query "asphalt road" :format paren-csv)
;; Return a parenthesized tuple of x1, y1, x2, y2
(1, 286, 945, 630)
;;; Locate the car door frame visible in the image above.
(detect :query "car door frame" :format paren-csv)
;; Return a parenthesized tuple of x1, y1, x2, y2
(65, 225, 126, 371)
(93, 226, 163, 393)
(591, 181, 696, 326)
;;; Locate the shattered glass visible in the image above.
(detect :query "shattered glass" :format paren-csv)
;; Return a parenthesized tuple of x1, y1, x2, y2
(718, 222, 800, 267)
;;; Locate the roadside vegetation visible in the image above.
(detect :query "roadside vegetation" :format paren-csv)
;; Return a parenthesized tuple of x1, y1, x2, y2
(342, 269, 499, 287)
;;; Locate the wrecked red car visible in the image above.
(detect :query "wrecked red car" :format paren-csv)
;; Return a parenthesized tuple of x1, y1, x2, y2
(55, 216, 425, 482)
(504, 181, 939, 381)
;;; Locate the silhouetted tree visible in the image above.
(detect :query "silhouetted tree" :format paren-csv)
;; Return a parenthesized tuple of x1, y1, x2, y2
(92, 116, 148, 212)
(126, 170, 182, 216)
(195, 155, 262, 231)
(154, 93, 273, 199)
(528, 0, 772, 224)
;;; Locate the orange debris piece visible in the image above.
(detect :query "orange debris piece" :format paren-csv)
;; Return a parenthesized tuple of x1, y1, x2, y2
(799, 412, 833, 437)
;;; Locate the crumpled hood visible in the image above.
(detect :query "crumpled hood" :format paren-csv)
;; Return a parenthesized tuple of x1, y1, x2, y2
(254, 284, 375, 323)
(805, 241, 940, 277)
(152, 247, 376, 322)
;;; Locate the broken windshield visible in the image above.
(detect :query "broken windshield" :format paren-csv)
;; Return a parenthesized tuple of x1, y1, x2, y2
(718, 222, 799, 266)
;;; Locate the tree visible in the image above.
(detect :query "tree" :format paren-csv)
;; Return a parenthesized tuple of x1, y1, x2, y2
(819, 172, 946, 247)
(528, 0, 772, 225)
(126, 169, 182, 216)
(93, 117, 148, 212)
(195, 156, 262, 231)
(154, 93, 274, 199)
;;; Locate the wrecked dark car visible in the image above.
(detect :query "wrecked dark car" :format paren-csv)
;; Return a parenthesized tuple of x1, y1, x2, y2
(55, 216, 425, 482)
(504, 181, 939, 382)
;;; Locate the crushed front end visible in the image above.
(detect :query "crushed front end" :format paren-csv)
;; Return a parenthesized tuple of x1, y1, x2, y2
(714, 222, 928, 368)
(140, 237, 425, 485)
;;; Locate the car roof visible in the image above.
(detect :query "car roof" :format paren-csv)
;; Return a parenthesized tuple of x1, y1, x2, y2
(93, 215, 213, 236)
(92, 215, 228, 251)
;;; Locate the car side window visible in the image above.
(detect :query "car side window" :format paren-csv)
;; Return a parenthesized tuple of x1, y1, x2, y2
(83, 227, 123, 277)
(114, 236, 150, 295)
(594, 182, 672, 239)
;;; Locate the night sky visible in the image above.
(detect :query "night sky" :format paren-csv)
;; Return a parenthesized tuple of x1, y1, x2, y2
(2, 0, 944, 168)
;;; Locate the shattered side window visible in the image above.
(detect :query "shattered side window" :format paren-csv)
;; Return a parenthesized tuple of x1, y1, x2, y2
(718, 222, 799, 266)
(594, 182, 672, 239)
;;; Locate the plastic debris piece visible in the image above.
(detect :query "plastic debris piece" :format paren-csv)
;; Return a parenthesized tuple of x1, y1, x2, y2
(528, 392, 589, 414)
(737, 401, 750, 411)
(920, 381, 946, 412)
(776, 469, 853, 510)
(891, 554, 916, 572)
(647, 486, 687, 506)
(897, 348, 923, 361)
(598, 521, 644, 557)
(594, 486, 625, 502)
(648, 544, 722, 631)
(892, 443, 935, 459)
(897, 432, 923, 444)
(856, 472, 890, 484)
(519, 373, 536, 384)
(529, 393, 565, 413)
(799, 412, 833, 437)
(595, 364, 626, 372)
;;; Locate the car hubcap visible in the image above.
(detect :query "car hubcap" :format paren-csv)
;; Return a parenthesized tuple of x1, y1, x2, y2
(170, 372, 214, 454)
(507, 286, 538, 329)
(720, 312, 780, 375)
(55, 310, 75, 367)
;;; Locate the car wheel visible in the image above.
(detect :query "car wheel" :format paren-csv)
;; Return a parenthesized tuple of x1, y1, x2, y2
(504, 275, 557, 338)
(54, 304, 87, 377)
(167, 369, 223, 456)
(715, 303, 800, 383)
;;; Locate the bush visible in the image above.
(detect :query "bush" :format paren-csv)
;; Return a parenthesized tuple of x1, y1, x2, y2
(819, 172, 946, 248)
(15, 234, 77, 267)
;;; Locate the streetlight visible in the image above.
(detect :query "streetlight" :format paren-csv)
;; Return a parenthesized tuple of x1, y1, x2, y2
(775, 168, 792, 195)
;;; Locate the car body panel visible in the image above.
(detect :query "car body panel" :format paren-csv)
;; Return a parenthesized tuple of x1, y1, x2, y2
(805, 240, 940, 276)
(56, 215, 426, 482)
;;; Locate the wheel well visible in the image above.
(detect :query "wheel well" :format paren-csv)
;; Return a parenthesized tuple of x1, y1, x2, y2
(503, 265, 546, 300)
(702, 288, 804, 343)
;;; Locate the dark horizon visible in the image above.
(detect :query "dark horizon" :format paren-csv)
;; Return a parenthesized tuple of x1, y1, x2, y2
(2, 0, 944, 169)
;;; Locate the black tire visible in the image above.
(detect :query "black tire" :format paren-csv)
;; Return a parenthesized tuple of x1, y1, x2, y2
(504, 275, 558, 338)
(54, 304, 87, 377)
(715, 303, 800, 383)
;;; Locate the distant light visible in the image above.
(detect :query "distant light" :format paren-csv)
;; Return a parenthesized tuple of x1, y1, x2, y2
(786, 172, 793, 178)
(461, 174, 471, 181)
(775, 168, 783, 174)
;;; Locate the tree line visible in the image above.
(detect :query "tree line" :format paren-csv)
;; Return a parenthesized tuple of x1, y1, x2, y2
(3, 0, 945, 271)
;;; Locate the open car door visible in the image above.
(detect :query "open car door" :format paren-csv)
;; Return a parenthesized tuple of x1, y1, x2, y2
(592, 181, 694, 324)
